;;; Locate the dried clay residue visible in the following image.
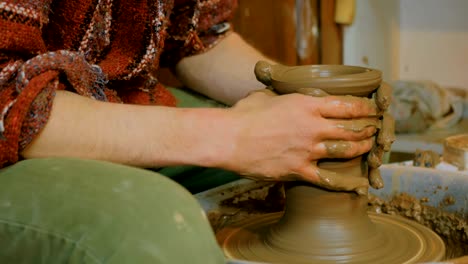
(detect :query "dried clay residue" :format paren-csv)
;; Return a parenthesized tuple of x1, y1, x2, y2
(207, 183, 285, 232)
(368, 193, 468, 259)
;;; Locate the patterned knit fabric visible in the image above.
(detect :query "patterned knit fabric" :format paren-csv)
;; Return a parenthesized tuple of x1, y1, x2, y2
(0, 0, 238, 167)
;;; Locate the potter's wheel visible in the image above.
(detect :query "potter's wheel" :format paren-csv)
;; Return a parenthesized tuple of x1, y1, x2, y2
(217, 212, 445, 264)
(217, 182, 445, 264)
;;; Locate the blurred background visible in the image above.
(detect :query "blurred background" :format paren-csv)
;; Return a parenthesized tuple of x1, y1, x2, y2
(230, 0, 468, 154)
(160, 0, 468, 154)
(233, 0, 467, 91)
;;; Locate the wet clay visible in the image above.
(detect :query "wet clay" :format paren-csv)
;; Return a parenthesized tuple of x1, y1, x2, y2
(217, 207, 444, 264)
(377, 113, 396, 152)
(324, 96, 380, 117)
(296, 87, 330, 97)
(375, 82, 393, 110)
(324, 141, 353, 157)
(217, 62, 444, 263)
(314, 157, 368, 195)
(217, 159, 444, 264)
(368, 193, 467, 259)
(443, 134, 468, 170)
(254, 61, 382, 96)
(210, 185, 466, 261)
(218, 186, 445, 263)
(335, 118, 380, 133)
(368, 144, 385, 168)
(368, 167, 384, 189)
(413, 149, 441, 168)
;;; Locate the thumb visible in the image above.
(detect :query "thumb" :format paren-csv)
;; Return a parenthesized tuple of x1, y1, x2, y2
(299, 163, 369, 195)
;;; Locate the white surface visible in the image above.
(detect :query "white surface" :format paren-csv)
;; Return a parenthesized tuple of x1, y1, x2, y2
(343, 0, 400, 81)
(343, 0, 468, 90)
(399, 0, 468, 89)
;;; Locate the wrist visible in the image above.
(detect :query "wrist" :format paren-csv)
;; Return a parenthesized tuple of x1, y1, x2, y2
(171, 107, 239, 169)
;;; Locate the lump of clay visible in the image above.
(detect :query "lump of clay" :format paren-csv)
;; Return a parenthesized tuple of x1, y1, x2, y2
(413, 149, 441, 168)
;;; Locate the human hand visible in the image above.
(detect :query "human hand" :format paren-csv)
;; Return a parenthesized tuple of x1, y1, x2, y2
(366, 82, 396, 189)
(297, 85, 396, 191)
(220, 89, 379, 193)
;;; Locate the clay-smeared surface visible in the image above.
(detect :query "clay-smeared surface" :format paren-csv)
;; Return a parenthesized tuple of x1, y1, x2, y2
(368, 167, 384, 189)
(368, 193, 467, 259)
(314, 157, 369, 195)
(218, 186, 445, 264)
(218, 159, 445, 263)
(375, 82, 392, 110)
(377, 113, 396, 152)
(335, 118, 380, 133)
(218, 213, 444, 264)
(210, 186, 466, 261)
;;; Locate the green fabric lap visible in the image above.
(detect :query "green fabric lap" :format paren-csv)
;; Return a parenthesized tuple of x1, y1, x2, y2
(167, 87, 226, 108)
(0, 158, 224, 264)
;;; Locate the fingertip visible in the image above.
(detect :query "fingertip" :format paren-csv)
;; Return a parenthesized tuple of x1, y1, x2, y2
(369, 168, 384, 189)
(368, 144, 384, 168)
(351, 97, 379, 117)
(364, 137, 376, 152)
(355, 186, 369, 196)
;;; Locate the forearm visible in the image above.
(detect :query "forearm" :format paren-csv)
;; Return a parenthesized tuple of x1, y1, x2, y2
(21, 91, 234, 168)
(175, 33, 275, 105)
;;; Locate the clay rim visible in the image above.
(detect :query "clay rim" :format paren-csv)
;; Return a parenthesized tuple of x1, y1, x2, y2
(270, 65, 382, 95)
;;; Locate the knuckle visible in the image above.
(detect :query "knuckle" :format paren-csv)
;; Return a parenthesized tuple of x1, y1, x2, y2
(288, 93, 307, 102)
(310, 144, 326, 160)
(348, 145, 362, 158)
(346, 140, 371, 158)
(286, 94, 312, 110)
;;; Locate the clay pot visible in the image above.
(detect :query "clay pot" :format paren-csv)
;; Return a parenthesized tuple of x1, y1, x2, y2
(255, 61, 383, 192)
(255, 61, 383, 258)
(254, 61, 382, 96)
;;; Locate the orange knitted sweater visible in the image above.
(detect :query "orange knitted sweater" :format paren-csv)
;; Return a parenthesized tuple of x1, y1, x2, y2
(0, 0, 238, 167)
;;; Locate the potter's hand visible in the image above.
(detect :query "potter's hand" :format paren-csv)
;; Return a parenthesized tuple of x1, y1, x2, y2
(221, 89, 378, 192)
(297, 87, 395, 191)
(367, 83, 396, 189)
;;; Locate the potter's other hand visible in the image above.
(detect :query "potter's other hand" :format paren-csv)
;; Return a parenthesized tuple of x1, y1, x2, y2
(366, 84, 395, 189)
(375, 82, 392, 111)
(220, 92, 377, 189)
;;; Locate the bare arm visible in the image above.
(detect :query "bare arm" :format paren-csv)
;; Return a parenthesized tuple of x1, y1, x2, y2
(21, 90, 233, 168)
(19, 32, 380, 194)
(21, 88, 378, 193)
(175, 32, 274, 105)
(22, 33, 274, 167)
